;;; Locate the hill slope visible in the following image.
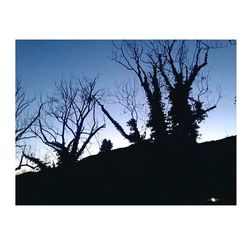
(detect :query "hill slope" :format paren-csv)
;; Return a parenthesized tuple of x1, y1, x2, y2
(16, 136, 236, 205)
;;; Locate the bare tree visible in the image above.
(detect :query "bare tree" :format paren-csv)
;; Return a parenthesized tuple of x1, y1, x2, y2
(15, 78, 44, 171)
(109, 80, 142, 122)
(31, 77, 105, 168)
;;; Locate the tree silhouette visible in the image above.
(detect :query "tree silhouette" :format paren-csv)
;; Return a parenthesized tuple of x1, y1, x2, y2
(104, 80, 147, 142)
(157, 41, 220, 143)
(15, 78, 42, 145)
(15, 78, 44, 171)
(31, 77, 105, 168)
(113, 40, 221, 143)
(113, 41, 168, 141)
(96, 99, 144, 143)
(108, 80, 146, 125)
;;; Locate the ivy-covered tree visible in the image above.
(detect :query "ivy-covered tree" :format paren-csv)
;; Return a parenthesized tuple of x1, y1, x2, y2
(113, 40, 224, 143)
(113, 41, 168, 142)
(157, 41, 220, 143)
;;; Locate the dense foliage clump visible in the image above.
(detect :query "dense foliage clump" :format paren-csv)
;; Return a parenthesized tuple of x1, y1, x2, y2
(100, 139, 113, 152)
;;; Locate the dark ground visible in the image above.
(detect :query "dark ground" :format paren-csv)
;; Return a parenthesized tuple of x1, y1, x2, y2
(16, 136, 236, 205)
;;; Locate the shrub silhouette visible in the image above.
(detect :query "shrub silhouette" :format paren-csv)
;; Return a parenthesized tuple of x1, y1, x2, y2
(100, 139, 113, 152)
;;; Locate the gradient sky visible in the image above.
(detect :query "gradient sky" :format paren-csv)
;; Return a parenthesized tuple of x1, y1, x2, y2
(16, 40, 236, 158)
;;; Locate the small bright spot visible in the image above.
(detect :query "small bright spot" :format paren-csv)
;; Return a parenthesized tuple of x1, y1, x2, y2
(209, 197, 219, 203)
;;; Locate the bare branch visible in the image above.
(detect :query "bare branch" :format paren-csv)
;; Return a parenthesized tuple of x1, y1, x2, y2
(15, 79, 44, 146)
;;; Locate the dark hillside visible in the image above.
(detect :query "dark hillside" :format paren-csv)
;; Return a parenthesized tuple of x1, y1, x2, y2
(16, 136, 236, 205)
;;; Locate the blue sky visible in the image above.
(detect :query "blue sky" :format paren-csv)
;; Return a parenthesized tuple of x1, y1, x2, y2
(16, 40, 236, 156)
